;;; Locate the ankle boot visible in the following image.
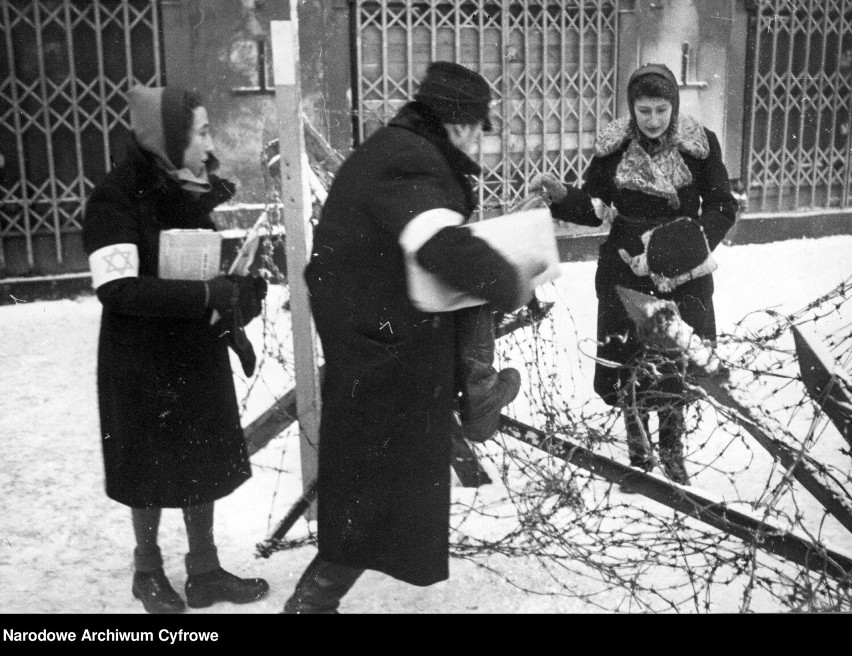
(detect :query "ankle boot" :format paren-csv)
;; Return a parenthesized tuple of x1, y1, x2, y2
(185, 568, 270, 608)
(283, 556, 363, 614)
(461, 367, 522, 442)
(132, 568, 186, 614)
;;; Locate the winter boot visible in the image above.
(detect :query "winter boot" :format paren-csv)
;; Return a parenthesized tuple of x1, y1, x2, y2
(658, 407, 690, 485)
(461, 368, 522, 442)
(132, 568, 186, 614)
(283, 556, 363, 614)
(185, 567, 269, 608)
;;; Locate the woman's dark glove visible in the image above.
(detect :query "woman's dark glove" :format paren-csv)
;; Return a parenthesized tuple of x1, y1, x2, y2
(235, 274, 267, 324)
(228, 323, 257, 377)
(530, 174, 600, 227)
(206, 274, 267, 326)
(206, 275, 237, 317)
(205, 274, 266, 377)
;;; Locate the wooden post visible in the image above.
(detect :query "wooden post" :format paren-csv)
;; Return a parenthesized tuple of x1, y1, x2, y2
(270, 10, 319, 518)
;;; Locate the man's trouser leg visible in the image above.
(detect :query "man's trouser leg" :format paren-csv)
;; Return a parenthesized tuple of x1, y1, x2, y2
(457, 305, 520, 442)
(283, 555, 363, 614)
(457, 304, 499, 418)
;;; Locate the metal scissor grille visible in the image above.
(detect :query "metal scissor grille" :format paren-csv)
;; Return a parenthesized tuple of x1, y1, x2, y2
(354, 1, 619, 216)
(0, 0, 163, 274)
(745, 0, 852, 212)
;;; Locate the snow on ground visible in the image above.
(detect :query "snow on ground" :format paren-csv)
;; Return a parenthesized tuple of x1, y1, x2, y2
(1, 235, 851, 614)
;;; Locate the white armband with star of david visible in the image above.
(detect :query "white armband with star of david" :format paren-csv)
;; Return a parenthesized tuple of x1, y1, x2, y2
(89, 243, 140, 289)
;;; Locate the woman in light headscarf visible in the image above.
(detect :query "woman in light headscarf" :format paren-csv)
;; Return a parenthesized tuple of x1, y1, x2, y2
(83, 86, 269, 613)
(534, 63, 738, 486)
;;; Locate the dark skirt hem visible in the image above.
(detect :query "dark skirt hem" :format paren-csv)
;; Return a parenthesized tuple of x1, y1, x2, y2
(105, 471, 251, 509)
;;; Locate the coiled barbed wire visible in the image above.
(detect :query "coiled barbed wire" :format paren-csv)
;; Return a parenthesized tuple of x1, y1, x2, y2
(243, 152, 852, 613)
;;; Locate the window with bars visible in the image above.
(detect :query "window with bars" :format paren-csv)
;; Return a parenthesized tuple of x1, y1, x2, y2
(0, 0, 163, 275)
(353, 0, 620, 216)
(745, 0, 852, 213)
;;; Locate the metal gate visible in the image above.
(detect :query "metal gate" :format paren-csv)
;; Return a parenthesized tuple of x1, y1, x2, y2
(0, 0, 163, 277)
(353, 0, 620, 215)
(744, 0, 852, 213)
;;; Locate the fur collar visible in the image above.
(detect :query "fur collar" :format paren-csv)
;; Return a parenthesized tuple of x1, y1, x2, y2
(594, 114, 709, 159)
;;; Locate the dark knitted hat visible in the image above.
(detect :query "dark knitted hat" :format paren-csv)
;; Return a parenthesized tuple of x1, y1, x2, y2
(414, 61, 493, 132)
(627, 63, 680, 128)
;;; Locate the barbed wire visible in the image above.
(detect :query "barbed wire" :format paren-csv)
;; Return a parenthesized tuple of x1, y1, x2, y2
(240, 150, 852, 613)
(452, 275, 852, 612)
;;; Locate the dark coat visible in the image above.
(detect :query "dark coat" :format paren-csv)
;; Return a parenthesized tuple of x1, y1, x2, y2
(82, 142, 251, 508)
(304, 102, 519, 586)
(551, 116, 738, 407)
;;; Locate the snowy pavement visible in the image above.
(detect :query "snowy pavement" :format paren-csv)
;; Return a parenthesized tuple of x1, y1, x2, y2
(1, 235, 851, 614)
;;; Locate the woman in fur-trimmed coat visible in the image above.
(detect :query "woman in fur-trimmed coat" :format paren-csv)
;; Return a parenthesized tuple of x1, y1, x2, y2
(534, 63, 738, 485)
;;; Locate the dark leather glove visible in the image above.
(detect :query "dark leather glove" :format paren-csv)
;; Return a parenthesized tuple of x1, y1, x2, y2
(227, 278, 264, 376)
(206, 275, 237, 317)
(235, 274, 266, 325)
(228, 323, 257, 377)
(206, 275, 263, 377)
(206, 274, 267, 326)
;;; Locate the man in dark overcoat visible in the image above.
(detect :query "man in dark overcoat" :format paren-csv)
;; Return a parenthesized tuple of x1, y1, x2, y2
(283, 62, 541, 613)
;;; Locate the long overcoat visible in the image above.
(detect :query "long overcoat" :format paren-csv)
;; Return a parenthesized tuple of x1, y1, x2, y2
(552, 115, 738, 407)
(82, 142, 251, 508)
(304, 103, 508, 586)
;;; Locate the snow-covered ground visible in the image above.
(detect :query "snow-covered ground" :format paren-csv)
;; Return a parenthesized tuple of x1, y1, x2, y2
(1, 234, 851, 614)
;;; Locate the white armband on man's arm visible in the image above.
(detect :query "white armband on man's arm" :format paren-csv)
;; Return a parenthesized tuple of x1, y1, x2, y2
(88, 243, 140, 289)
(398, 208, 465, 255)
(398, 208, 486, 312)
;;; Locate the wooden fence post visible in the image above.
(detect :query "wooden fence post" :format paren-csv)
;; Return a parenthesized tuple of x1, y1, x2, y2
(270, 9, 320, 518)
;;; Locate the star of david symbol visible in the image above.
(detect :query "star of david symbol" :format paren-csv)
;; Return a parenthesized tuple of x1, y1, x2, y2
(102, 246, 136, 276)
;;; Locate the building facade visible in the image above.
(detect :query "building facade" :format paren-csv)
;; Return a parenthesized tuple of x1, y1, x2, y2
(2, 0, 851, 279)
